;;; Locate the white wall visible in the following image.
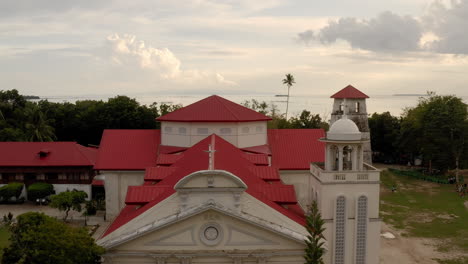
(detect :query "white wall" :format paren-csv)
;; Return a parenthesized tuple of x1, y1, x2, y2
(161, 121, 267, 148)
(104, 171, 145, 220)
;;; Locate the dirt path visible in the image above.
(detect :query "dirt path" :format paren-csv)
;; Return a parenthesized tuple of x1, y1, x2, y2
(380, 222, 448, 264)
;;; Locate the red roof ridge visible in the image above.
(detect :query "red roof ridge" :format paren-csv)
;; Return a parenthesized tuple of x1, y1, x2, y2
(156, 95, 271, 122)
(330, 84, 369, 99)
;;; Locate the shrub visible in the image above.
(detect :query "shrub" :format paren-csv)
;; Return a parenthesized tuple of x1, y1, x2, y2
(0, 183, 24, 202)
(27, 183, 55, 201)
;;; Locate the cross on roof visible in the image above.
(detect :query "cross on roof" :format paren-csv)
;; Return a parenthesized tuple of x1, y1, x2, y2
(340, 99, 349, 118)
(204, 142, 216, 170)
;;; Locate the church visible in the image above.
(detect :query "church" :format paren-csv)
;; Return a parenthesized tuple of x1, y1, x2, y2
(95, 85, 381, 264)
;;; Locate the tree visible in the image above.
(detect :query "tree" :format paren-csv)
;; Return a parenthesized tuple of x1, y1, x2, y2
(282, 73, 295, 120)
(399, 92, 468, 172)
(289, 110, 328, 129)
(368, 112, 401, 162)
(24, 104, 56, 142)
(304, 200, 325, 264)
(2, 212, 104, 264)
(49, 190, 88, 221)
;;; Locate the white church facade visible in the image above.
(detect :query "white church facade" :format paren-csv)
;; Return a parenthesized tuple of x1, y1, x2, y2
(95, 85, 381, 264)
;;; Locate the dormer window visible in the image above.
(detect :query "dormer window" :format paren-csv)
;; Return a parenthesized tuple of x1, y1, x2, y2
(164, 126, 173, 133)
(38, 149, 50, 158)
(220, 128, 232, 134)
(197, 128, 209, 135)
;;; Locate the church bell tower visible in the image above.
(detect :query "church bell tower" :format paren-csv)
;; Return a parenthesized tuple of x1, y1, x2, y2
(330, 85, 372, 164)
(309, 101, 381, 264)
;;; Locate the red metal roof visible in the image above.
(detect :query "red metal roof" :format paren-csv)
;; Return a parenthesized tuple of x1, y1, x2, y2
(144, 167, 177, 181)
(243, 153, 269, 166)
(104, 135, 304, 237)
(268, 129, 325, 170)
(156, 154, 183, 166)
(125, 186, 167, 204)
(158, 145, 187, 154)
(330, 85, 369, 99)
(156, 95, 272, 122)
(257, 185, 297, 204)
(241, 144, 271, 155)
(0, 142, 97, 167)
(248, 166, 280, 181)
(94, 130, 160, 170)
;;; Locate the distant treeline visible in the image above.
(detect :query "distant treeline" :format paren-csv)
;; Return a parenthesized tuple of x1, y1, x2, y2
(0, 89, 181, 145)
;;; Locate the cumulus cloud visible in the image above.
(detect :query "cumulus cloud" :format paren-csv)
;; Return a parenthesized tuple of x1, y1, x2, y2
(298, 0, 468, 55)
(106, 34, 236, 85)
(423, 0, 468, 54)
(299, 11, 423, 52)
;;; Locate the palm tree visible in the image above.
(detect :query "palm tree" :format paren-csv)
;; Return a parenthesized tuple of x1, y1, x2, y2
(24, 104, 56, 142)
(282, 73, 295, 120)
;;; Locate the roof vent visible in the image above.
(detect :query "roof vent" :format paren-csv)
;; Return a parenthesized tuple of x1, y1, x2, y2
(38, 149, 50, 158)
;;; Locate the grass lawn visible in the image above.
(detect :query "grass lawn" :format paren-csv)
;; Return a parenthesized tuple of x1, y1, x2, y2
(0, 226, 11, 261)
(380, 169, 468, 263)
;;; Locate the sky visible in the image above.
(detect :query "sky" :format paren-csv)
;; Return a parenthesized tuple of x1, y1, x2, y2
(1, 0, 468, 98)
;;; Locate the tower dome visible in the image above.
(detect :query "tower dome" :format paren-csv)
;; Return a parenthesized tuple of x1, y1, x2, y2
(327, 118, 361, 141)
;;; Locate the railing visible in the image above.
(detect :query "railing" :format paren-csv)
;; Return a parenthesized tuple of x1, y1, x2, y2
(310, 163, 379, 182)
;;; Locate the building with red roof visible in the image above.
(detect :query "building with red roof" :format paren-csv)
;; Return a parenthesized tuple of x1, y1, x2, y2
(96, 86, 381, 264)
(0, 142, 98, 199)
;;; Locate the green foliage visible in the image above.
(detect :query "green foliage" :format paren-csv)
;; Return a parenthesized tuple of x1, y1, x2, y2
(304, 200, 325, 264)
(0, 183, 23, 202)
(241, 100, 328, 129)
(1, 212, 104, 264)
(85, 200, 97, 216)
(26, 183, 54, 201)
(1, 89, 181, 144)
(368, 112, 401, 161)
(399, 92, 468, 171)
(49, 190, 88, 221)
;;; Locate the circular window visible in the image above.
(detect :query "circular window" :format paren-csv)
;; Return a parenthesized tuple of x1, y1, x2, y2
(199, 223, 223, 246)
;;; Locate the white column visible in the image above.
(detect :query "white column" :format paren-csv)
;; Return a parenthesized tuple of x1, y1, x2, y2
(359, 146, 364, 170)
(326, 144, 332, 171)
(338, 146, 344, 171)
(352, 145, 358, 171)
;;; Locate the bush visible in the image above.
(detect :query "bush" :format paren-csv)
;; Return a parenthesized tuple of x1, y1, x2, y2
(27, 183, 55, 201)
(0, 183, 24, 202)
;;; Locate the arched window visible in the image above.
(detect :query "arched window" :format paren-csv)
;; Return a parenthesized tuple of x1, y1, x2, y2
(343, 146, 353, 171)
(355, 102, 360, 113)
(355, 195, 368, 264)
(334, 195, 346, 264)
(330, 145, 339, 171)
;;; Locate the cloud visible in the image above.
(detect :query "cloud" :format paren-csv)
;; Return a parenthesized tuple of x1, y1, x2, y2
(298, 11, 423, 52)
(106, 34, 236, 85)
(423, 0, 468, 54)
(298, 0, 468, 55)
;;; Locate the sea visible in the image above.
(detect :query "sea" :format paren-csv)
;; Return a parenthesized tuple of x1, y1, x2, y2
(30, 93, 468, 119)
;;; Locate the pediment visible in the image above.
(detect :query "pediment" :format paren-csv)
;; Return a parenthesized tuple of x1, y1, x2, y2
(109, 209, 304, 252)
(174, 170, 247, 190)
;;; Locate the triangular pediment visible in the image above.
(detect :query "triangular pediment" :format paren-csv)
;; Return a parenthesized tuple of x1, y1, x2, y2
(108, 209, 305, 252)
